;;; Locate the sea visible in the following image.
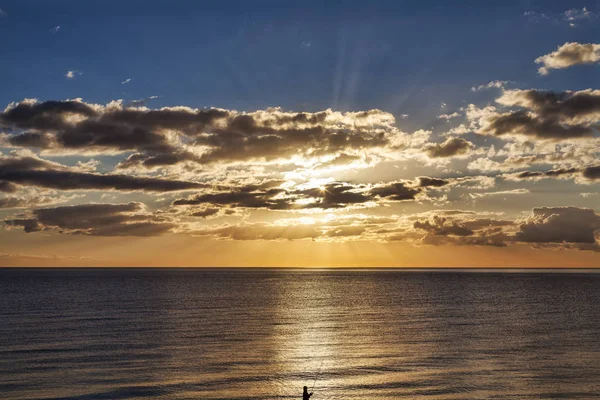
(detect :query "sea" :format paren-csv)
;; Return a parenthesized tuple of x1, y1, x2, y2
(1, 268, 600, 399)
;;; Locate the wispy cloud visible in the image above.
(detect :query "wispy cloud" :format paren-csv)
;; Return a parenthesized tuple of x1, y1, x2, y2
(121, 78, 132, 84)
(564, 7, 596, 27)
(524, 7, 597, 28)
(65, 70, 82, 79)
(125, 95, 159, 107)
(471, 80, 509, 92)
(0, 8, 6, 17)
(437, 112, 460, 120)
(50, 25, 61, 34)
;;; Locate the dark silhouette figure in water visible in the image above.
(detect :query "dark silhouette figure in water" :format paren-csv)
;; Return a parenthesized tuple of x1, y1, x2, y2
(303, 386, 313, 400)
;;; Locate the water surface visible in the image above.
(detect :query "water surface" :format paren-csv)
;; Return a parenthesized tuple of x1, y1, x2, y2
(1, 268, 600, 399)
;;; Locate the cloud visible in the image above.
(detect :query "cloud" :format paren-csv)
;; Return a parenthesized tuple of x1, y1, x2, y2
(404, 207, 600, 249)
(50, 25, 61, 33)
(524, 8, 596, 28)
(0, 193, 75, 209)
(506, 167, 580, 181)
(190, 207, 221, 218)
(414, 216, 474, 236)
(478, 111, 593, 139)
(471, 80, 509, 91)
(5, 202, 174, 236)
(405, 213, 514, 247)
(0, 8, 6, 17)
(0, 197, 34, 209)
(417, 177, 450, 188)
(173, 180, 423, 211)
(0, 180, 18, 193)
(535, 42, 600, 75)
(564, 7, 596, 27)
(121, 78, 132, 84)
(437, 112, 460, 120)
(173, 181, 294, 210)
(504, 165, 600, 183)
(125, 96, 159, 107)
(65, 70, 82, 79)
(515, 207, 600, 244)
(368, 181, 421, 201)
(468, 157, 516, 172)
(1, 100, 412, 169)
(582, 165, 600, 180)
(194, 110, 393, 164)
(469, 188, 530, 199)
(1, 99, 98, 131)
(192, 214, 398, 241)
(196, 222, 322, 241)
(0, 154, 206, 192)
(522, 10, 553, 24)
(0, 252, 90, 261)
(0, 94, 597, 252)
(425, 137, 473, 158)
(469, 89, 600, 140)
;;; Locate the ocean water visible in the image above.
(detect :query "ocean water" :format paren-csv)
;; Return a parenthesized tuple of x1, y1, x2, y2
(1, 269, 600, 400)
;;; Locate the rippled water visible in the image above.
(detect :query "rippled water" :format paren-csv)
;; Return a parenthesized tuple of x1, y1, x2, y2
(1, 269, 600, 399)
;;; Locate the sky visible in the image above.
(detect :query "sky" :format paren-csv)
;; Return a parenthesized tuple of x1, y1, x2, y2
(0, 0, 599, 267)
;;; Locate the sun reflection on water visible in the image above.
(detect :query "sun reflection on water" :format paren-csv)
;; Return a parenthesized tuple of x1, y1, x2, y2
(273, 273, 341, 398)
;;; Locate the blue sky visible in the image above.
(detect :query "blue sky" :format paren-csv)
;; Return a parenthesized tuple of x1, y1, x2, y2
(1, 0, 598, 120)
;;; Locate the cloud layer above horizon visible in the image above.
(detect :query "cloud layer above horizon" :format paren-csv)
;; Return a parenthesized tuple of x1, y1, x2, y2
(1, 63, 599, 251)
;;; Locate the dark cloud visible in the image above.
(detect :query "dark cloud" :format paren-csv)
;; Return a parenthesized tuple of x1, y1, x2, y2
(173, 183, 290, 210)
(478, 89, 600, 140)
(6, 218, 41, 233)
(582, 165, 600, 180)
(0, 180, 18, 193)
(425, 137, 473, 158)
(102, 107, 229, 134)
(460, 218, 515, 231)
(191, 208, 220, 218)
(5, 202, 174, 236)
(6, 132, 55, 148)
(195, 123, 388, 164)
(500, 89, 600, 122)
(368, 182, 421, 201)
(174, 180, 421, 211)
(298, 183, 373, 209)
(414, 216, 474, 236)
(2, 100, 396, 167)
(515, 207, 600, 244)
(511, 167, 580, 180)
(56, 120, 173, 152)
(506, 166, 600, 182)
(418, 176, 450, 188)
(1, 100, 98, 131)
(0, 197, 27, 209)
(0, 155, 205, 192)
(481, 110, 593, 139)
(116, 151, 200, 169)
(390, 212, 517, 247)
(1, 101, 229, 163)
(419, 229, 510, 247)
